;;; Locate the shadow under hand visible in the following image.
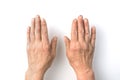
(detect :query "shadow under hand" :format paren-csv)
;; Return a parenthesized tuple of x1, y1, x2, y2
(44, 27, 65, 80)
(93, 26, 107, 80)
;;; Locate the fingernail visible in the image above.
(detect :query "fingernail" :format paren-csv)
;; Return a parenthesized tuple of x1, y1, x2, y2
(74, 19, 77, 22)
(84, 18, 88, 22)
(54, 36, 57, 41)
(79, 15, 83, 18)
(36, 15, 40, 18)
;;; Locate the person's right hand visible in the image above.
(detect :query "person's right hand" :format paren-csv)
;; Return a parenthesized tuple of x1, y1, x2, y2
(64, 15, 96, 80)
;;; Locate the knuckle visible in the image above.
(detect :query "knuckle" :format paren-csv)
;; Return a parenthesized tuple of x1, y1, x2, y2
(85, 32, 89, 35)
(43, 45, 50, 50)
(78, 29, 83, 33)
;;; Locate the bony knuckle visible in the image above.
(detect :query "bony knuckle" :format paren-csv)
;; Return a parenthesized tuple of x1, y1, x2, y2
(43, 45, 50, 50)
(85, 32, 89, 35)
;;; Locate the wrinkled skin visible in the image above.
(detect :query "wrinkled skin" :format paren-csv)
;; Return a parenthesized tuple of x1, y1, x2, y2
(26, 15, 57, 80)
(25, 15, 96, 80)
(64, 15, 96, 79)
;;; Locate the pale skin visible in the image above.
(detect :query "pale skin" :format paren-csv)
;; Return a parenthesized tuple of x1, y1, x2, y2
(64, 15, 96, 80)
(26, 15, 57, 80)
(25, 15, 96, 80)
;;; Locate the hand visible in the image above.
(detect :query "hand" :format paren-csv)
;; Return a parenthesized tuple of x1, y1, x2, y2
(26, 15, 57, 80)
(64, 15, 96, 79)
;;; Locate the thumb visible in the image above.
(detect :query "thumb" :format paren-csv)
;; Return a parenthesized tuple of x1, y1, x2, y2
(51, 36, 58, 56)
(64, 36, 70, 50)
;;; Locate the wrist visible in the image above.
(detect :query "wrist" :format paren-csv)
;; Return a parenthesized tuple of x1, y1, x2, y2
(25, 68, 45, 80)
(73, 67, 95, 80)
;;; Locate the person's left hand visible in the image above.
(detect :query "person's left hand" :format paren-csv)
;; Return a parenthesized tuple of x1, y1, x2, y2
(64, 16, 96, 79)
(26, 15, 57, 80)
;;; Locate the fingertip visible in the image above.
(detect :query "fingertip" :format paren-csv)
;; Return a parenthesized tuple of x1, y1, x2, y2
(36, 15, 40, 18)
(35, 15, 41, 24)
(51, 36, 58, 44)
(73, 18, 77, 23)
(91, 26, 96, 33)
(64, 36, 67, 40)
(84, 18, 88, 23)
(41, 18, 47, 28)
(64, 36, 67, 44)
(53, 36, 58, 41)
(64, 36, 67, 41)
(72, 18, 78, 26)
(78, 15, 83, 23)
(64, 36, 70, 43)
(41, 18, 46, 24)
(78, 15, 83, 19)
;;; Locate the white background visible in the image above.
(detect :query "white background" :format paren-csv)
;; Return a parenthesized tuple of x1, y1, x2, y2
(0, 0, 120, 80)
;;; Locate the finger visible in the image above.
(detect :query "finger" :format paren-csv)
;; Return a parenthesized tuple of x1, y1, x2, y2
(84, 18, 90, 43)
(51, 36, 57, 56)
(31, 18, 35, 41)
(64, 36, 70, 50)
(27, 27, 31, 44)
(91, 26, 96, 47)
(78, 15, 85, 42)
(71, 19, 78, 41)
(35, 15, 41, 41)
(41, 18, 49, 44)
